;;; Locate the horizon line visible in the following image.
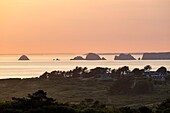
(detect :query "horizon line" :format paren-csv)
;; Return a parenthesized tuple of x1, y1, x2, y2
(0, 51, 170, 55)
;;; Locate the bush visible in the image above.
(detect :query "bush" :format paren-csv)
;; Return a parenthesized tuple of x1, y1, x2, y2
(109, 78, 153, 95)
(132, 80, 153, 94)
(138, 106, 152, 113)
(109, 78, 133, 95)
(156, 98, 170, 113)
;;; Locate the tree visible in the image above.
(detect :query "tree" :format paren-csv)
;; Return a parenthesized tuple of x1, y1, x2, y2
(132, 68, 144, 76)
(116, 66, 130, 77)
(138, 106, 152, 113)
(144, 65, 152, 72)
(12, 90, 56, 110)
(39, 72, 50, 79)
(89, 67, 110, 76)
(156, 66, 167, 75)
(121, 66, 130, 75)
(72, 67, 83, 78)
(79, 99, 105, 109)
(156, 98, 170, 113)
(82, 67, 88, 74)
(119, 107, 139, 113)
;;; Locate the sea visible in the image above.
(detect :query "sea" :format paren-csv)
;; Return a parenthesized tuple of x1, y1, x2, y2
(0, 54, 170, 79)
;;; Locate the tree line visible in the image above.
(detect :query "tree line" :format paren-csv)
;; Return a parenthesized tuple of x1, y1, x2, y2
(39, 65, 170, 80)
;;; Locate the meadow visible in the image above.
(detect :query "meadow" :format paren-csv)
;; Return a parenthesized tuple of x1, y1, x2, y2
(0, 78, 169, 107)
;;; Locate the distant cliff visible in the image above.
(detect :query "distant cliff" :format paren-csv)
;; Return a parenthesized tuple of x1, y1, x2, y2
(114, 54, 136, 60)
(142, 52, 170, 60)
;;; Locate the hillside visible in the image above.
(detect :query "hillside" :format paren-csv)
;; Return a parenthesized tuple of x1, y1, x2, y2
(0, 78, 169, 107)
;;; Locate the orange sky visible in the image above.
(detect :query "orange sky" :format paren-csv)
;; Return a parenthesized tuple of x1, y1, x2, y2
(1, 0, 170, 54)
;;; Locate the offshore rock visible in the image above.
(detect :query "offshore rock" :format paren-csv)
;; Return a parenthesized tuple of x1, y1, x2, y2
(85, 53, 105, 60)
(114, 54, 136, 60)
(18, 55, 30, 60)
(70, 56, 84, 60)
(71, 53, 106, 60)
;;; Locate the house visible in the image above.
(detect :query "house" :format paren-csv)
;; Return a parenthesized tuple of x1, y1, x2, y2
(94, 74, 112, 80)
(144, 71, 166, 84)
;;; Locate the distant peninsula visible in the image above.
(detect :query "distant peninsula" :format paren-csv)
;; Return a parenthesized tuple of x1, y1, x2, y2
(114, 54, 136, 60)
(71, 53, 106, 60)
(142, 52, 170, 60)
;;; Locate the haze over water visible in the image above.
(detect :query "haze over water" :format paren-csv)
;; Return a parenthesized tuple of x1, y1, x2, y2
(0, 54, 170, 79)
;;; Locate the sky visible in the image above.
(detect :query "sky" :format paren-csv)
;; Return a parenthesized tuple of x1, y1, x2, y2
(0, 0, 170, 54)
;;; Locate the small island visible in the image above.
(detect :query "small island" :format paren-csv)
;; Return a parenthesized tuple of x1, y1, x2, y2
(18, 55, 30, 60)
(53, 58, 60, 61)
(114, 53, 136, 60)
(85, 53, 105, 60)
(70, 56, 84, 60)
(71, 53, 106, 60)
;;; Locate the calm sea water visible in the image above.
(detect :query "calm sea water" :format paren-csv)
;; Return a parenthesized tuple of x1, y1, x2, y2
(0, 54, 170, 79)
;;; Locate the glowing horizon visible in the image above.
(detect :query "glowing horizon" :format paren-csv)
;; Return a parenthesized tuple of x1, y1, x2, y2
(1, 0, 170, 54)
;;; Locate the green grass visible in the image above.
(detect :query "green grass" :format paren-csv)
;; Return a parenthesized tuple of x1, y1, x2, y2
(0, 78, 169, 107)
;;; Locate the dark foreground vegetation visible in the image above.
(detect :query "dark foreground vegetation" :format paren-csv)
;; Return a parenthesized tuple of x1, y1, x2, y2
(0, 90, 170, 113)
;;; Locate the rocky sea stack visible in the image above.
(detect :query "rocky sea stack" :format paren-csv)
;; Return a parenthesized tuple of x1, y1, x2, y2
(86, 53, 104, 60)
(18, 55, 30, 60)
(114, 54, 136, 60)
(70, 56, 84, 60)
(71, 53, 106, 60)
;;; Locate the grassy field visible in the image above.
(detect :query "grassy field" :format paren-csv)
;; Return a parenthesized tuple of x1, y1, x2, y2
(0, 78, 169, 107)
